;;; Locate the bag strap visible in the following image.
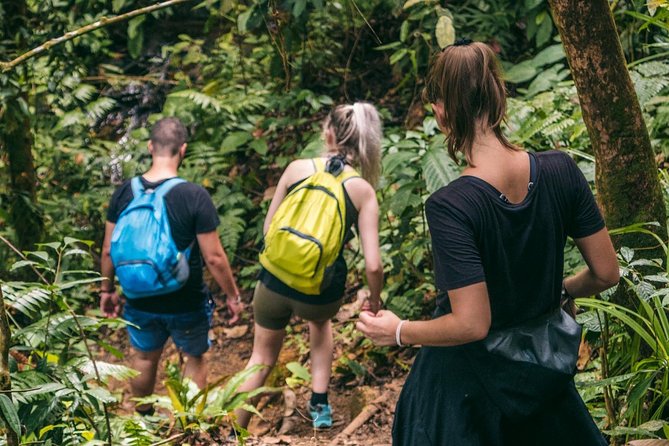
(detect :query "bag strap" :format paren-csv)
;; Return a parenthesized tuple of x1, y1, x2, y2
(130, 176, 145, 198)
(153, 177, 186, 201)
(312, 157, 325, 172)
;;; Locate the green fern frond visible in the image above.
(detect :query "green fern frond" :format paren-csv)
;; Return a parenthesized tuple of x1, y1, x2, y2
(542, 118, 576, 138)
(514, 110, 564, 144)
(77, 360, 139, 382)
(3, 286, 51, 317)
(169, 89, 223, 112)
(86, 97, 117, 122)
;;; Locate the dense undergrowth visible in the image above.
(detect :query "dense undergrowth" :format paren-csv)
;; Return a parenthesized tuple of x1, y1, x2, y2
(3, 0, 669, 444)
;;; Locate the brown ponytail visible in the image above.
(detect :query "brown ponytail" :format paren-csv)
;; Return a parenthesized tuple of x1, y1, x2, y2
(423, 41, 517, 164)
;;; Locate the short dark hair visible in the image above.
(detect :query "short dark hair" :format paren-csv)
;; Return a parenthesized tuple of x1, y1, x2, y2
(150, 117, 188, 156)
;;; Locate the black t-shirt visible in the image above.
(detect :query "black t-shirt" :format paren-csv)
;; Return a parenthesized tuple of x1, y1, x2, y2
(427, 151, 605, 329)
(107, 176, 220, 314)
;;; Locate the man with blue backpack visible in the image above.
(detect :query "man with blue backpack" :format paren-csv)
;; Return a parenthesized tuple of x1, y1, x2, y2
(99, 117, 242, 415)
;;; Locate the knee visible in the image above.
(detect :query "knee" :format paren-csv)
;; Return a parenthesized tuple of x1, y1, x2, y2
(133, 349, 162, 362)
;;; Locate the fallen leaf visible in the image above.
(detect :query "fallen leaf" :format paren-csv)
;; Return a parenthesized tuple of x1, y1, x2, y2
(222, 324, 248, 339)
(260, 436, 281, 444)
(577, 340, 592, 371)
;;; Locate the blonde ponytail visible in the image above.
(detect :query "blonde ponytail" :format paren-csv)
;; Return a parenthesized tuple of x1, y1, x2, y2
(324, 102, 382, 188)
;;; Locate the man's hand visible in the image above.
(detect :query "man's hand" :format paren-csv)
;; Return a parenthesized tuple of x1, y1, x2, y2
(100, 290, 121, 318)
(356, 309, 402, 346)
(226, 295, 244, 325)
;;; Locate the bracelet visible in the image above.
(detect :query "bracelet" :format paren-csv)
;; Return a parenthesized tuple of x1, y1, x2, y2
(561, 281, 573, 300)
(395, 320, 408, 347)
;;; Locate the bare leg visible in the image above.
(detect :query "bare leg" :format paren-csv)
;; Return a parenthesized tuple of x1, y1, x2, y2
(129, 347, 163, 412)
(308, 319, 333, 395)
(183, 353, 207, 390)
(234, 323, 286, 428)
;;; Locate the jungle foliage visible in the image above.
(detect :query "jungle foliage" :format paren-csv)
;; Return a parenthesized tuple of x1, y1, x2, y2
(2, 0, 669, 444)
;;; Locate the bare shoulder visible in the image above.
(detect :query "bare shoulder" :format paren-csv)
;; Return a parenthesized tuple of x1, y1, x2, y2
(281, 158, 316, 183)
(343, 177, 376, 210)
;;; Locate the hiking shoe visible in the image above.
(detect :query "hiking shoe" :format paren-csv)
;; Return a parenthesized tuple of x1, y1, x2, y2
(308, 403, 333, 429)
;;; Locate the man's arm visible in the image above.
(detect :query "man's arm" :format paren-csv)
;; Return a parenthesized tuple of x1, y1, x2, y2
(197, 231, 243, 324)
(100, 221, 121, 317)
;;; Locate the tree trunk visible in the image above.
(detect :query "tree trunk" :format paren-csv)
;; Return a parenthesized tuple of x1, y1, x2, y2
(1, 0, 43, 251)
(548, 0, 667, 255)
(3, 98, 42, 251)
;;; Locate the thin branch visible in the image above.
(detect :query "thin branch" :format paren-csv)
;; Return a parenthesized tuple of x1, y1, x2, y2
(0, 0, 196, 72)
(349, 0, 382, 45)
(82, 75, 179, 85)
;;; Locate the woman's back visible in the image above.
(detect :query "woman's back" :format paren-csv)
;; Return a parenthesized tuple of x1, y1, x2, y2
(428, 150, 604, 328)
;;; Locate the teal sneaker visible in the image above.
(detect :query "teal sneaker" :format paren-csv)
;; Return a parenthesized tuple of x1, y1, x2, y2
(308, 403, 333, 429)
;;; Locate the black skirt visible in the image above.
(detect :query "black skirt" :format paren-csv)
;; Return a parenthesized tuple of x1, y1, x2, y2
(391, 344, 607, 446)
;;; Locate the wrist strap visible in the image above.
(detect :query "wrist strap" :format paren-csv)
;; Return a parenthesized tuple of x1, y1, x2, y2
(396, 320, 407, 347)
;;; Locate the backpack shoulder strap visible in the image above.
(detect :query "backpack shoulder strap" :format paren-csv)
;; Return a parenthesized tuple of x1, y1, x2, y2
(312, 157, 326, 173)
(153, 177, 186, 201)
(130, 176, 145, 198)
(339, 169, 361, 185)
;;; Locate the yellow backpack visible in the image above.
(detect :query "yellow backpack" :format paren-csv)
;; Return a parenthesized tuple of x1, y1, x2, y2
(259, 158, 359, 295)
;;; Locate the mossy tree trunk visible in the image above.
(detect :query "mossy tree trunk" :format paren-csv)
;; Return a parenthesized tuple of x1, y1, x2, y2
(548, 0, 667, 256)
(1, 1, 43, 250)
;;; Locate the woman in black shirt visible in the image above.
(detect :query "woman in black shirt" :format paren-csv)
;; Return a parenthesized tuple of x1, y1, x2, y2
(358, 41, 619, 445)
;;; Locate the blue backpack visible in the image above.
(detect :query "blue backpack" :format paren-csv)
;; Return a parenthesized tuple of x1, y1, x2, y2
(110, 177, 192, 299)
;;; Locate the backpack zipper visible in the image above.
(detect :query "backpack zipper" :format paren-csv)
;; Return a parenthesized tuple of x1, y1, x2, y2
(279, 227, 324, 277)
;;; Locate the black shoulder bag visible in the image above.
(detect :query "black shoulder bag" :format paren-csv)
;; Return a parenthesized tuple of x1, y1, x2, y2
(481, 304, 581, 375)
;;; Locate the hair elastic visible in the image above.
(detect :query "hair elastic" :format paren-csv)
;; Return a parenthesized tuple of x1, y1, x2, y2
(442, 37, 473, 51)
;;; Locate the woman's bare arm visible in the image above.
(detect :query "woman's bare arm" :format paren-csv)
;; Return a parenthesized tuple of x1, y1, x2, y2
(564, 227, 619, 297)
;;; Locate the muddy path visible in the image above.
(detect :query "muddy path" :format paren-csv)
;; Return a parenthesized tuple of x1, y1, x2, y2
(101, 290, 410, 446)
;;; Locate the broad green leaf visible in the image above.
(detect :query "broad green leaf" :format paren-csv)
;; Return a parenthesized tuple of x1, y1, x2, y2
(127, 16, 145, 59)
(504, 61, 538, 84)
(400, 21, 410, 43)
(403, 0, 423, 8)
(435, 16, 455, 48)
(286, 362, 311, 382)
(249, 139, 268, 155)
(532, 44, 566, 67)
(29, 251, 50, 262)
(10, 260, 38, 271)
(0, 394, 20, 436)
(112, 0, 126, 12)
(293, 0, 307, 17)
(221, 131, 253, 152)
(422, 146, 460, 193)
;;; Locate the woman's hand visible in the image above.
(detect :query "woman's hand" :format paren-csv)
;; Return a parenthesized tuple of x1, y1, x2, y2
(356, 310, 402, 346)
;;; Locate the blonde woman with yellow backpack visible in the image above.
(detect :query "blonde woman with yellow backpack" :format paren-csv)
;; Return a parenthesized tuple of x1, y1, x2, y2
(234, 102, 384, 430)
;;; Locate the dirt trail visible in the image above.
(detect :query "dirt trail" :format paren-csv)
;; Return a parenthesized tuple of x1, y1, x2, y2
(103, 296, 408, 446)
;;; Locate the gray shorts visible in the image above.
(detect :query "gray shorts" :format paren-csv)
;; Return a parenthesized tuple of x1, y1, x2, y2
(253, 282, 343, 330)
